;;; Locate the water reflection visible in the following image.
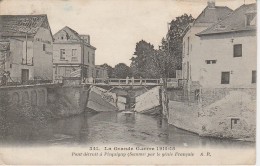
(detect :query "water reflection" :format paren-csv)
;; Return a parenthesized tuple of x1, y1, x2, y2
(0, 111, 255, 148)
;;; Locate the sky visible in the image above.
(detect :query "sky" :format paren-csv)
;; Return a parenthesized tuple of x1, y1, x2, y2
(0, 0, 256, 67)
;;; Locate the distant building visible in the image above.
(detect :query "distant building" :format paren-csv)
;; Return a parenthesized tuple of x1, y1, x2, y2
(182, 0, 233, 83)
(196, 3, 256, 88)
(53, 26, 96, 82)
(0, 15, 53, 83)
(95, 65, 108, 79)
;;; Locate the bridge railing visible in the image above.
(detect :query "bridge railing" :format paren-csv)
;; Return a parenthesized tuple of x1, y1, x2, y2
(0, 76, 53, 87)
(92, 78, 163, 86)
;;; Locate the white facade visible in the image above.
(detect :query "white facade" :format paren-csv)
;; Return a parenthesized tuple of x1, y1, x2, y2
(182, 26, 208, 82)
(182, 2, 256, 88)
(198, 31, 256, 88)
(53, 26, 96, 80)
(0, 15, 54, 83)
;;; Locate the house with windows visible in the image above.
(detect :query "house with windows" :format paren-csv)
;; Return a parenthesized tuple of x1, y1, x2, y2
(182, 0, 233, 83)
(95, 65, 108, 79)
(196, 3, 256, 88)
(53, 26, 96, 81)
(0, 15, 53, 83)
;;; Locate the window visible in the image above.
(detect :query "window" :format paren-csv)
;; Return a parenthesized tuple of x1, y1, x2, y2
(231, 118, 240, 129)
(43, 44, 46, 51)
(206, 60, 217, 64)
(246, 13, 256, 26)
(187, 37, 190, 55)
(88, 52, 90, 63)
(65, 67, 71, 76)
(183, 42, 185, 57)
(252, 70, 256, 83)
(71, 57, 78, 61)
(233, 44, 242, 57)
(221, 72, 230, 84)
(72, 49, 77, 56)
(10, 64, 12, 68)
(60, 49, 65, 60)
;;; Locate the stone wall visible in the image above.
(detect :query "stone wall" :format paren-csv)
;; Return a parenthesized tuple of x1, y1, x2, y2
(0, 84, 90, 118)
(199, 88, 256, 141)
(47, 85, 90, 117)
(168, 101, 200, 133)
(0, 85, 48, 107)
(168, 87, 256, 141)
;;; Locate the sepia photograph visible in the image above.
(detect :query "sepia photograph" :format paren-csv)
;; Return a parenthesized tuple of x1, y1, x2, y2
(0, 0, 257, 165)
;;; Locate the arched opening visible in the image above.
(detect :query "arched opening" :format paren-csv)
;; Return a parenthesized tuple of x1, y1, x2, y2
(22, 91, 29, 105)
(38, 89, 46, 106)
(12, 92, 20, 104)
(31, 90, 37, 106)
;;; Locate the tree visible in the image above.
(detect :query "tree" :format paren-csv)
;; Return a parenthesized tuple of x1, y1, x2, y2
(113, 63, 131, 79)
(160, 14, 194, 77)
(100, 63, 114, 78)
(130, 40, 160, 78)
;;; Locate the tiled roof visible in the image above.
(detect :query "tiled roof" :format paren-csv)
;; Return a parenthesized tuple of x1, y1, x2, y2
(0, 14, 50, 37)
(197, 3, 256, 36)
(194, 6, 233, 25)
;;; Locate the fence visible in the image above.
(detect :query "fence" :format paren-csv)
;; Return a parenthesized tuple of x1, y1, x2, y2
(0, 76, 52, 87)
(92, 78, 162, 86)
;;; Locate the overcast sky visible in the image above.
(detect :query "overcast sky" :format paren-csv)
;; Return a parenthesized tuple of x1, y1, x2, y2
(0, 0, 255, 67)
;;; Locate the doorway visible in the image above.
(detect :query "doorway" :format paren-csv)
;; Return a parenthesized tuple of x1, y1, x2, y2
(21, 69, 29, 84)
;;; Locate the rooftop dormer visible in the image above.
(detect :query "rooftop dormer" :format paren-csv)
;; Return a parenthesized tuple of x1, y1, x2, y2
(245, 10, 256, 26)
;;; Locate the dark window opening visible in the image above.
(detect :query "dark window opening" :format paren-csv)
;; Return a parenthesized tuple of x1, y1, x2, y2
(60, 49, 65, 60)
(206, 60, 217, 64)
(10, 64, 12, 68)
(88, 52, 90, 63)
(221, 72, 230, 84)
(187, 37, 190, 55)
(233, 44, 242, 57)
(231, 118, 240, 129)
(246, 13, 256, 26)
(252, 70, 256, 83)
(43, 44, 46, 51)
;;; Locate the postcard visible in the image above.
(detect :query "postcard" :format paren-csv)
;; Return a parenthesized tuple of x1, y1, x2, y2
(0, 0, 257, 165)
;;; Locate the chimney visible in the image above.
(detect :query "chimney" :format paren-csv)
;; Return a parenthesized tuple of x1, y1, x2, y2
(208, 0, 215, 8)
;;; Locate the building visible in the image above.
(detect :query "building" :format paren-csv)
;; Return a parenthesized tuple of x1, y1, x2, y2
(0, 15, 53, 83)
(53, 26, 96, 82)
(95, 65, 108, 79)
(196, 3, 256, 88)
(182, 0, 233, 83)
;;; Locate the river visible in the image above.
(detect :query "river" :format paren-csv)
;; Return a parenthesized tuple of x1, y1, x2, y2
(0, 111, 255, 148)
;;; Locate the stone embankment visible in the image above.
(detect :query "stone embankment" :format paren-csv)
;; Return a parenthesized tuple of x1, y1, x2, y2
(167, 88, 256, 141)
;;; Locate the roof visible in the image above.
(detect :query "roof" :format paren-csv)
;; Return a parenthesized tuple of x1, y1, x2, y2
(197, 3, 256, 36)
(0, 14, 52, 37)
(54, 26, 96, 49)
(194, 6, 233, 26)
